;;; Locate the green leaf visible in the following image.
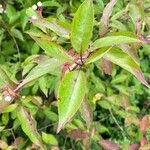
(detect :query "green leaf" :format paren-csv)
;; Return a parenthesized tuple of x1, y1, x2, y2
(16, 58, 62, 90)
(17, 106, 45, 149)
(31, 18, 70, 38)
(93, 36, 141, 50)
(85, 47, 112, 64)
(11, 28, 24, 41)
(0, 67, 16, 89)
(43, 108, 58, 122)
(104, 48, 150, 88)
(57, 71, 87, 133)
(98, 100, 110, 109)
(42, 132, 58, 145)
(71, 0, 94, 53)
(3, 104, 18, 113)
(28, 35, 73, 63)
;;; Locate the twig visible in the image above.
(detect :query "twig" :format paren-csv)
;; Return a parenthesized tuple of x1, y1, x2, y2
(109, 108, 126, 138)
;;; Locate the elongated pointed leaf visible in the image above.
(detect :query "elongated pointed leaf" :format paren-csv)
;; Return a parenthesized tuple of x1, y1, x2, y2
(99, 0, 117, 36)
(16, 58, 62, 90)
(93, 36, 141, 50)
(85, 47, 112, 64)
(80, 99, 93, 127)
(104, 48, 150, 88)
(17, 106, 45, 149)
(31, 18, 70, 38)
(57, 71, 86, 133)
(27, 32, 73, 63)
(0, 67, 16, 89)
(71, 0, 94, 53)
(98, 140, 121, 150)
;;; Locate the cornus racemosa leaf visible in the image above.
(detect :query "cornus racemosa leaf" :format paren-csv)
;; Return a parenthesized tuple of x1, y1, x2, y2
(99, 0, 117, 36)
(80, 99, 93, 127)
(17, 106, 46, 149)
(0, 67, 16, 89)
(57, 70, 86, 133)
(27, 34, 73, 63)
(30, 18, 70, 38)
(71, 0, 94, 54)
(15, 58, 62, 91)
(104, 48, 150, 89)
(92, 36, 141, 51)
(98, 140, 121, 150)
(85, 47, 112, 64)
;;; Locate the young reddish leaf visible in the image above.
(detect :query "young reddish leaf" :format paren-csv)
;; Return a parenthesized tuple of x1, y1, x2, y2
(140, 136, 148, 146)
(104, 48, 150, 89)
(17, 106, 46, 149)
(86, 47, 112, 64)
(68, 129, 88, 139)
(71, 0, 94, 54)
(140, 115, 149, 134)
(80, 99, 93, 127)
(98, 140, 121, 150)
(15, 58, 62, 91)
(128, 144, 140, 150)
(57, 71, 86, 133)
(99, 0, 117, 36)
(101, 58, 112, 75)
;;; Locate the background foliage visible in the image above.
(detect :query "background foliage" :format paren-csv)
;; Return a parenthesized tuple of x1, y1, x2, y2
(0, 0, 150, 149)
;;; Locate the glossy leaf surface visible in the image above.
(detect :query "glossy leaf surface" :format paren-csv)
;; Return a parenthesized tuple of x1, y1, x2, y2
(71, 0, 94, 53)
(57, 71, 86, 132)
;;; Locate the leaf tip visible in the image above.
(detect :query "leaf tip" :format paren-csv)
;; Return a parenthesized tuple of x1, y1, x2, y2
(57, 122, 64, 133)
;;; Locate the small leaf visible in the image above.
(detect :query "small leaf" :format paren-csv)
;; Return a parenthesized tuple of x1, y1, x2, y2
(68, 129, 88, 139)
(31, 18, 70, 38)
(128, 144, 140, 150)
(42, 132, 58, 145)
(104, 48, 150, 88)
(0, 67, 16, 89)
(11, 29, 24, 41)
(3, 104, 18, 113)
(71, 0, 94, 53)
(141, 137, 148, 147)
(101, 58, 112, 75)
(0, 140, 8, 149)
(98, 140, 121, 150)
(93, 36, 141, 50)
(57, 70, 86, 133)
(17, 106, 45, 149)
(99, 0, 117, 36)
(80, 99, 93, 127)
